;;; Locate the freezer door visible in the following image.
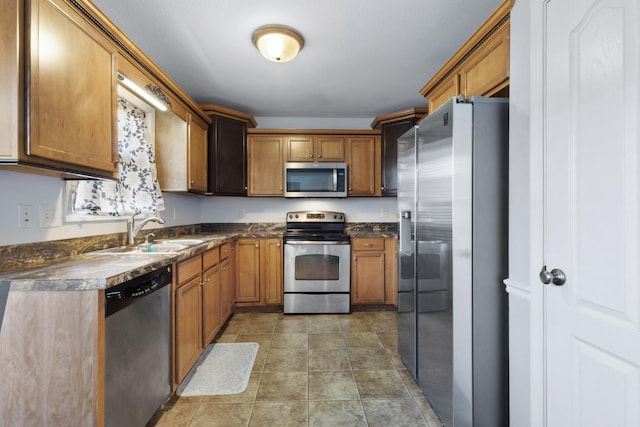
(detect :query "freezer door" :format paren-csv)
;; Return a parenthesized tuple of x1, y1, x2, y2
(396, 127, 417, 380)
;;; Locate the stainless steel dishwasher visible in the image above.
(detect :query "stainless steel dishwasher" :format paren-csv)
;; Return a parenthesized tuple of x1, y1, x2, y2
(105, 265, 172, 427)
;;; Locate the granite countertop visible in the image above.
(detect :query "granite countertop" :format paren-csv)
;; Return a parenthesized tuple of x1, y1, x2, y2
(0, 222, 396, 292)
(0, 231, 281, 292)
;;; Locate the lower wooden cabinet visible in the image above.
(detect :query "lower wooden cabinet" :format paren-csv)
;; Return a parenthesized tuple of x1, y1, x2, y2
(219, 242, 235, 320)
(351, 237, 397, 305)
(235, 238, 283, 307)
(174, 244, 232, 385)
(174, 261, 202, 384)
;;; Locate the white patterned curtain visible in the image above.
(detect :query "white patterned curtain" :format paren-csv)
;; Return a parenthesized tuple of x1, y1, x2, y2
(73, 97, 164, 215)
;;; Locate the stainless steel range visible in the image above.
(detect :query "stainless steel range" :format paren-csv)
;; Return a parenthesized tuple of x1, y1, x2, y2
(283, 211, 351, 314)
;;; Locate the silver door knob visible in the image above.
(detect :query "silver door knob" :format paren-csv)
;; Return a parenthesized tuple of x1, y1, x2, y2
(539, 266, 566, 286)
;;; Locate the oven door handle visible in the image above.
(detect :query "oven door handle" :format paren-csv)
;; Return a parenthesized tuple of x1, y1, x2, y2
(284, 240, 350, 245)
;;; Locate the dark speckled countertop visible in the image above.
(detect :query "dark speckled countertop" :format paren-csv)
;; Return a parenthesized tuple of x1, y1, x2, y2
(0, 222, 396, 292)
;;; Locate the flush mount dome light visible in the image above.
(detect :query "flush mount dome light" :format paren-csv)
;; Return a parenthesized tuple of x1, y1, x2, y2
(252, 24, 304, 63)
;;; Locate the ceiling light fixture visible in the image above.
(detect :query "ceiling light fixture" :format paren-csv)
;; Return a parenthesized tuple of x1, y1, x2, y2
(252, 25, 304, 63)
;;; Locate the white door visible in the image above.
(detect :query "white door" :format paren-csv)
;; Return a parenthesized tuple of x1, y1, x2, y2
(544, 0, 640, 425)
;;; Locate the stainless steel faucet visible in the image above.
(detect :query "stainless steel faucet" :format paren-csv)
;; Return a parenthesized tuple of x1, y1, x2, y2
(127, 213, 166, 245)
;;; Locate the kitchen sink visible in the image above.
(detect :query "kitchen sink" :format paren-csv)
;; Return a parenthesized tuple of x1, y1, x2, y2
(156, 238, 205, 246)
(90, 242, 187, 255)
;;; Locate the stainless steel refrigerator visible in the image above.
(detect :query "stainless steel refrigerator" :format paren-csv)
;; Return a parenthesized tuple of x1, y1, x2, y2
(397, 97, 509, 427)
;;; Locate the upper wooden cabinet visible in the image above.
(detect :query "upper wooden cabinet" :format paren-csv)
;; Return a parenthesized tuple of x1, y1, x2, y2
(118, 55, 211, 194)
(247, 135, 285, 196)
(248, 129, 381, 197)
(201, 104, 256, 196)
(346, 136, 381, 197)
(371, 108, 428, 197)
(419, 0, 512, 113)
(286, 135, 345, 162)
(187, 113, 208, 193)
(1, 0, 118, 178)
(1, 0, 211, 182)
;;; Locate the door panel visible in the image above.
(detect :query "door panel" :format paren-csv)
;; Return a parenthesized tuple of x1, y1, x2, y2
(544, 0, 640, 425)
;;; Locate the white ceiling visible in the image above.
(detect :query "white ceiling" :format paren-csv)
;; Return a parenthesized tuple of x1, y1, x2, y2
(92, 0, 503, 120)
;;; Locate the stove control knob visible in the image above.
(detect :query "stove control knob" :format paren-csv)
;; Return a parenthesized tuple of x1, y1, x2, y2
(288, 214, 292, 219)
(295, 214, 299, 219)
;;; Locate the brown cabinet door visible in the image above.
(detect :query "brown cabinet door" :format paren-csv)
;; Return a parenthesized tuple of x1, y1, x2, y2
(286, 135, 314, 162)
(346, 136, 381, 196)
(201, 265, 220, 347)
(219, 258, 233, 321)
(459, 21, 510, 99)
(188, 113, 208, 193)
(209, 116, 247, 195)
(263, 239, 283, 305)
(175, 275, 202, 383)
(235, 239, 262, 303)
(28, 0, 117, 177)
(247, 135, 285, 195)
(351, 250, 386, 304)
(315, 136, 345, 162)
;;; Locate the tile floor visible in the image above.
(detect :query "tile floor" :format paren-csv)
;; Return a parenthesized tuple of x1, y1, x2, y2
(148, 310, 443, 427)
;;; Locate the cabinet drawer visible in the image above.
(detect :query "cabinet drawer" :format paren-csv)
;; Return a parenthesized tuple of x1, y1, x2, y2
(220, 242, 232, 260)
(202, 247, 220, 270)
(177, 256, 201, 285)
(351, 238, 384, 251)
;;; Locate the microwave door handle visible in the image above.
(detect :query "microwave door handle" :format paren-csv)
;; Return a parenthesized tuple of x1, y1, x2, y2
(333, 168, 337, 192)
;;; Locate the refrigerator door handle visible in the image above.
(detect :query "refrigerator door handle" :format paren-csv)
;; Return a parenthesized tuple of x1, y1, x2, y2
(399, 210, 413, 254)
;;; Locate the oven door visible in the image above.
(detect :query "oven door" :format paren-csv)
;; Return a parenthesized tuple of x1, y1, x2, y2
(284, 241, 351, 292)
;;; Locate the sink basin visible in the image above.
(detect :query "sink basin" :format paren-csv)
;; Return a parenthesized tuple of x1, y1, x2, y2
(89, 242, 187, 255)
(157, 238, 205, 246)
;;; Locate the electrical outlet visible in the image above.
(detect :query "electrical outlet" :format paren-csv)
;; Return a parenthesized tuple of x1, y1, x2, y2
(39, 203, 61, 228)
(239, 208, 245, 218)
(19, 204, 34, 229)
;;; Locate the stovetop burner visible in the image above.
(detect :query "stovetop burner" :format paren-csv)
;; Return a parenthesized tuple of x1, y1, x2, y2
(284, 211, 350, 242)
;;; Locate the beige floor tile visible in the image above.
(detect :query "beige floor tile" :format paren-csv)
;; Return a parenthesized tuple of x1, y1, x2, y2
(353, 370, 411, 399)
(397, 368, 424, 397)
(309, 347, 352, 371)
(309, 400, 367, 427)
(308, 319, 341, 333)
(235, 333, 273, 348)
(413, 397, 444, 427)
(240, 320, 277, 334)
(255, 371, 308, 401)
(270, 332, 308, 349)
(338, 318, 374, 332)
(215, 333, 238, 343)
(371, 318, 398, 332)
(308, 332, 346, 349)
(249, 401, 308, 427)
(201, 373, 261, 404)
(348, 347, 395, 370)
(275, 318, 309, 333)
(189, 403, 253, 427)
(150, 401, 199, 427)
(308, 371, 359, 400)
(343, 331, 384, 348)
(376, 331, 398, 350)
(263, 348, 308, 372)
(361, 398, 428, 427)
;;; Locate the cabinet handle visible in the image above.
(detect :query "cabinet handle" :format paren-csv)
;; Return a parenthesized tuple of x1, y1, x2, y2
(276, 243, 281, 247)
(348, 187, 352, 191)
(255, 244, 259, 248)
(364, 243, 373, 247)
(221, 267, 226, 271)
(310, 155, 313, 158)
(353, 256, 357, 260)
(191, 180, 195, 184)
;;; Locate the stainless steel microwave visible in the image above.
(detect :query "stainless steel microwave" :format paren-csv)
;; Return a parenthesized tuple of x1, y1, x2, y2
(284, 162, 348, 198)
